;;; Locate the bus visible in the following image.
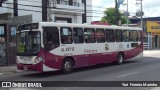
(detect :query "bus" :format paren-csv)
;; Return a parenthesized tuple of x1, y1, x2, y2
(16, 22, 143, 73)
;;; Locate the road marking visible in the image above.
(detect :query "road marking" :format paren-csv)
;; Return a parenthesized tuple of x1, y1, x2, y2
(117, 72, 138, 78)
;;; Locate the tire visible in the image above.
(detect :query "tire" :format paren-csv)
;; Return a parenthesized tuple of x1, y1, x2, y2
(62, 59, 74, 74)
(116, 53, 124, 65)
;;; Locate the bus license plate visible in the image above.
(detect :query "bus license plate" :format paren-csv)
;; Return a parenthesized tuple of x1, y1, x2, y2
(24, 67, 28, 70)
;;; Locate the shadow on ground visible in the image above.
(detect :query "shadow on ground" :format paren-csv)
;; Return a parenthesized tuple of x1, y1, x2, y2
(20, 60, 140, 78)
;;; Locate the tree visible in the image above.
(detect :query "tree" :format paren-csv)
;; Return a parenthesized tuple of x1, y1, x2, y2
(101, 8, 127, 25)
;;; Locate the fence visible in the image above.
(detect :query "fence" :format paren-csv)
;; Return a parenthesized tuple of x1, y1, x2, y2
(143, 43, 148, 49)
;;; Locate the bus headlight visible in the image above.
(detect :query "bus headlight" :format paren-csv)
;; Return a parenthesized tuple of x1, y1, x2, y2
(16, 57, 20, 64)
(33, 57, 43, 64)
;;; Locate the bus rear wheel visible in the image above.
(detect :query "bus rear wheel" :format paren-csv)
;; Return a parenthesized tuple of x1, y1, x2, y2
(116, 53, 124, 65)
(62, 59, 74, 74)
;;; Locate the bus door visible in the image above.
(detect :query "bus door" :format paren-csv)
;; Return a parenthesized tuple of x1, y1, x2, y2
(43, 27, 60, 66)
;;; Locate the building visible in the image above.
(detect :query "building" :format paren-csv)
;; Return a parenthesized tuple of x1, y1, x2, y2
(130, 17, 160, 49)
(91, 21, 110, 25)
(0, 0, 93, 66)
(0, 0, 92, 23)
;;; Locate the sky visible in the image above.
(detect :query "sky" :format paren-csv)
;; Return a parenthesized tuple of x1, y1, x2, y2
(92, 0, 160, 21)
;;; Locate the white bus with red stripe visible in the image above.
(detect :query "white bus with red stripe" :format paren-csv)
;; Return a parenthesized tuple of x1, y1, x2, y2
(16, 22, 143, 73)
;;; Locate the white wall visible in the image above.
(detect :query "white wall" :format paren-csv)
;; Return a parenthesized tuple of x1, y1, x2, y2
(0, 0, 92, 24)
(0, 0, 42, 22)
(77, 14, 83, 23)
(17, 0, 42, 22)
(0, 0, 14, 15)
(51, 14, 82, 23)
(86, 0, 93, 23)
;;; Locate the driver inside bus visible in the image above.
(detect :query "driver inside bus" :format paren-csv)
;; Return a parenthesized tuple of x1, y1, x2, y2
(65, 36, 72, 44)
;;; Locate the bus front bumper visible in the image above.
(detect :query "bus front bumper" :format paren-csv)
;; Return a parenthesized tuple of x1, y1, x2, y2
(17, 62, 43, 72)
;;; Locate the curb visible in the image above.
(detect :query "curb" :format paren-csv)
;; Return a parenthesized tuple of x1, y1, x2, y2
(150, 88, 160, 90)
(0, 66, 23, 75)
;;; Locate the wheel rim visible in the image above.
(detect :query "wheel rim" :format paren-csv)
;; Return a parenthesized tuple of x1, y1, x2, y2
(64, 62, 72, 71)
(118, 54, 123, 63)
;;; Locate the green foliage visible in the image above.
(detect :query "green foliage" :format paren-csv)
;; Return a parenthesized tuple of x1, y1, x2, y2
(101, 8, 127, 25)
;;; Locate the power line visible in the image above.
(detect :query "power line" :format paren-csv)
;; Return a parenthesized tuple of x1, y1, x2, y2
(3, 2, 105, 14)
(0, 6, 102, 18)
(1, 1, 104, 20)
(25, 0, 107, 9)
(1, 6, 42, 12)
(3, 0, 107, 9)
(20, 0, 42, 3)
(3, 2, 101, 12)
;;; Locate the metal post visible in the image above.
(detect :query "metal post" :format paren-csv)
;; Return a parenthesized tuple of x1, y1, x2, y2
(126, 0, 129, 27)
(140, 0, 143, 28)
(115, 0, 118, 25)
(0, 0, 2, 7)
(82, 0, 87, 23)
(84, 0, 87, 23)
(136, 0, 143, 28)
(42, 0, 49, 21)
(148, 32, 152, 49)
(13, 0, 18, 16)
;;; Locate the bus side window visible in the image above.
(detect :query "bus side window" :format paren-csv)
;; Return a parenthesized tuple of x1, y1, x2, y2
(43, 27, 60, 51)
(60, 27, 73, 44)
(73, 28, 84, 43)
(84, 28, 96, 43)
(123, 30, 130, 42)
(106, 29, 115, 42)
(115, 29, 123, 42)
(130, 31, 138, 42)
(138, 31, 141, 41)
(96, 29, 105, 43)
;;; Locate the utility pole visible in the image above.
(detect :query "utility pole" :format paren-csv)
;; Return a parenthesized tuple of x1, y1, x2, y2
(115, 0, 118, 25)
(42, 0, 49, 21)
(126, 0, 129, 27)
(13, 0, 18, 16)
(82, 0, 87, 23)
(0, 0, 5, 7)
(136, 0, 143, 28)
(123, 0, 129, 27)
(140, 0, 143, 28)
(0, 0, 2, 7)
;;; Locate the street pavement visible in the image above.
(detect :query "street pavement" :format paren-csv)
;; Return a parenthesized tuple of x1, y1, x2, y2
(0, 50, 160, 90)
(0, 66, 17, 73)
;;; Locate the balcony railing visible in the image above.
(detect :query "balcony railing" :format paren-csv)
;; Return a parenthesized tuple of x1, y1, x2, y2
(49, 0, 84, 14)
(56, 0, 82, 7)
(73, 2, 79, 6)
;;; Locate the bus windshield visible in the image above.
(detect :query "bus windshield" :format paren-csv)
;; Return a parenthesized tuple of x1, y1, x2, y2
(17, 31, 41, 56)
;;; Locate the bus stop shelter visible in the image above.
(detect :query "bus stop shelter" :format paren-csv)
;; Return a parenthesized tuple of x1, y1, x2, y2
(0, 15, 32, 66)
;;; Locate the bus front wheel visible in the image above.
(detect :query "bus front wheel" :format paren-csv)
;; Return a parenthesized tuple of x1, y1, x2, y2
(116, 53, 124, 65)
(62, 59, 74, 73)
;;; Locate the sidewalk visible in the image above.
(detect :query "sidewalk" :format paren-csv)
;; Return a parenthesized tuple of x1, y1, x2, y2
(144, 48, 160, 51)
(143, 49, 160, 57)
(150, 88, 160, 90)
(0, 66, 21, 74)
